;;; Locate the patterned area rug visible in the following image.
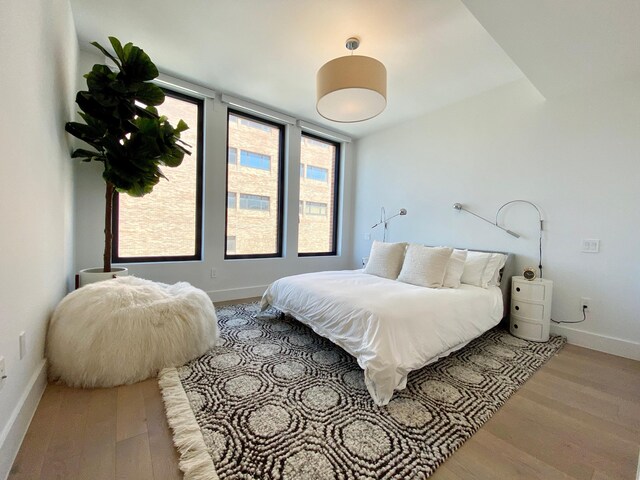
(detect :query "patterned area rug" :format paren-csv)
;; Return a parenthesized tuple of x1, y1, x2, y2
(159, 302, 565, 480)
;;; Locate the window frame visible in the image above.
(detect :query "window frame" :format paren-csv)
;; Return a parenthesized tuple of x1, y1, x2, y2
(298, 131, 341, 257)
(112, 88, 204, 264)
(225, 108, 285, 260)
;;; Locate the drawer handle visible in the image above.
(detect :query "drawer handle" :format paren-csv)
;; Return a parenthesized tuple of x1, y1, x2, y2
(514, 324, 518, 329)
(515, 305, 520, 311)
(516, 287, 521, 292)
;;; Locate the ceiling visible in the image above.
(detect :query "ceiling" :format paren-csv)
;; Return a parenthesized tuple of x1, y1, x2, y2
(69, 0, 639, 139)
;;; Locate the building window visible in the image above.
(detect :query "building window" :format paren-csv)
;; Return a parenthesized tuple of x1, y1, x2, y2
(239, 193, 270, 211)
(226, 110, 284, 258)
(298, 133, 340, 256)
(113, 89, 203, 262)
(227, 191, 237, 209)
(226, 236, 236, 254)
(305, 201, 327, 216)
(306, 165, 328, 182)
(240, 150, 271, 171)
(228, 147, 237, 165)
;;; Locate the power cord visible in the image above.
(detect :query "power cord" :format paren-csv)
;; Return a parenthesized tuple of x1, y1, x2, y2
(551, 305, 587, 324)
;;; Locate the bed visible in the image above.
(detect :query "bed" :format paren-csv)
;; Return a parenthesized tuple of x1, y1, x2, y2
(260, 250, 515, 406)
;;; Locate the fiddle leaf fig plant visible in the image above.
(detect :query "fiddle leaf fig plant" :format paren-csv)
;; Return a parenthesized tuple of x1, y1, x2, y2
(66, 37, 190, 273)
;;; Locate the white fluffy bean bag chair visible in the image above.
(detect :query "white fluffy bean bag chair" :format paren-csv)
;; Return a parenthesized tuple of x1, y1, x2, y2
(47, 276, 219, 388)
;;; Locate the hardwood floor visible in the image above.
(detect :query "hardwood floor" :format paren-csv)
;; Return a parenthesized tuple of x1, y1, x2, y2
(9, 344, 639, 479)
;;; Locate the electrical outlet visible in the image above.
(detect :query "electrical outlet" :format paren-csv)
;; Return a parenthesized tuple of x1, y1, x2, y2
(0, 356, 6, 389)
(210, 268, 217, 279)
(581, 297, 591, 311)
(19, 332, 26, 360)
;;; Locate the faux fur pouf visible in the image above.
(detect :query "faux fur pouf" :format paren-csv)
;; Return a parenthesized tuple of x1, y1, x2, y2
(47, 276, 219, 388)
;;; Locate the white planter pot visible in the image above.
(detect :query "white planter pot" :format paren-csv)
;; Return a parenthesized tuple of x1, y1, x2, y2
(78, 267, 129, 288)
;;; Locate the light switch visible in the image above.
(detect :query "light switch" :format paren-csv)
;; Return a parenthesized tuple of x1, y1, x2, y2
(581, 239, 600, 253)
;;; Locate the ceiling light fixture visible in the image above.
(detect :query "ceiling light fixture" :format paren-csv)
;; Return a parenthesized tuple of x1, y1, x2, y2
(316, 37, 387, 123)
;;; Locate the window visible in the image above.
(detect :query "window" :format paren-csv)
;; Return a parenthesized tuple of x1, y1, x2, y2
(298, 133, 340, 256)
(228, 147, 237, 165)
(240, 150, 271, 171)
(306, 165, 328, 182)
(305, 201, 327, 216)
(239, 193, 269, 211)
(227, 192, 237, 209)
(226, 110, 284, 258)
(113, 89, 204, 262)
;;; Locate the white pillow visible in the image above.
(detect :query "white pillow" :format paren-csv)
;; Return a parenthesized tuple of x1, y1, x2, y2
(442, 249, 468, 288)
(461, 251, 507, 288)
(487, 253, 507, 286)
(397, 245, 453, 288)
(363, 241, 407, 279)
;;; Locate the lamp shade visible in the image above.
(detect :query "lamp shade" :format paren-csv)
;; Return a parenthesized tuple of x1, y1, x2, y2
(316, 55, 387, 123)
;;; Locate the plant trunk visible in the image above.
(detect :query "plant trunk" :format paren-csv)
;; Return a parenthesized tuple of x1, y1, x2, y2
(104, 182, 115, 273)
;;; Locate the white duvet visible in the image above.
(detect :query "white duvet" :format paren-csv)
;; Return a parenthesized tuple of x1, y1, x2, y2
(260, 270, 504, 405)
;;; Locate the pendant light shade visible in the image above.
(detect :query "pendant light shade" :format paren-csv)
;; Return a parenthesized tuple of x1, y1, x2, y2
(316, 38, 387, 123)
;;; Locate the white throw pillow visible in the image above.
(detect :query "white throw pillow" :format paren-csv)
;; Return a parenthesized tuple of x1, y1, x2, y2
(461, 251, 507, 288)
(442, 249, 468, 288)
(363, 241, 407, 279)
(397, 245, 453, 288)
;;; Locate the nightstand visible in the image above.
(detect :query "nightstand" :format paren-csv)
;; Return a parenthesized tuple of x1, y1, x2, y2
(510, 276, 553, 342)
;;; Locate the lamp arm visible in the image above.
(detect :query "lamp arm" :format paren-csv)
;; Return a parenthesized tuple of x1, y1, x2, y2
(495, 200, 543, 230)
(454, 204, 521, 238)
(495, 200, 544, 278)
(371, 208, 407, 229)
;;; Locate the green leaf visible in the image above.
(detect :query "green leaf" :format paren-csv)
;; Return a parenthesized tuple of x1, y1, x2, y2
(71, 148, 100, 158)
(108, 37, 125, 63)
(90, 41, 121, 69)
(175, 119, 189, 134)
(120, 42, 158, 82)
(135, 83, 165, 106)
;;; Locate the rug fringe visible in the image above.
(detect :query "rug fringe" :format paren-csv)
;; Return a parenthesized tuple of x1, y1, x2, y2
(158, 367, 219, 480)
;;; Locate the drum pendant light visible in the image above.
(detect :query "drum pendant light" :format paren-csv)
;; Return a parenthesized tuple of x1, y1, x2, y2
(316, 37, 387, 123)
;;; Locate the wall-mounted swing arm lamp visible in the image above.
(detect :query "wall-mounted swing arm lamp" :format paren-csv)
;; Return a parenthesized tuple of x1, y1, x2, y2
(453, 200, 545, 278)
(371, 207, 407, 242)
(453, 203, 520, 238)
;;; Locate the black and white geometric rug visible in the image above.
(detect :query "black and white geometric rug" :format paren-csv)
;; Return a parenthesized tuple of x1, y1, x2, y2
(159, 302, 565, 480)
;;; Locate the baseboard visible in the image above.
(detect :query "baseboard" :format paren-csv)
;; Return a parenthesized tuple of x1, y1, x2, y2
(551, 325, 640, 361)
(207, 285, 268, 303)
(0, 359, 47, 480)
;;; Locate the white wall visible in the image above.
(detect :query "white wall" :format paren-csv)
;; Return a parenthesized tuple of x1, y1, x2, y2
(353, 77, 640, 359)
(74, 50, 355, 300)
(0, 0, 78, 476)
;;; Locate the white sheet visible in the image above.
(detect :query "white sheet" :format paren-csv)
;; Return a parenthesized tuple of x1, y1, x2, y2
(261, 270, 504, 405)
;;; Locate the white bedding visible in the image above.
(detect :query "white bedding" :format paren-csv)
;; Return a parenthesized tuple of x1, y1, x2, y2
(260, 269, 504, 405)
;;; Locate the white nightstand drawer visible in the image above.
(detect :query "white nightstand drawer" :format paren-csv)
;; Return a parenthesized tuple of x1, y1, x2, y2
(511, 300, 544, 320)
(510, 318, 544, 341)
(512, 282, 546, 302)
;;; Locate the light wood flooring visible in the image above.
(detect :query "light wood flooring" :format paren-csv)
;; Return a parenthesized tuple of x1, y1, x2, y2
(9, 343, 640, 479)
